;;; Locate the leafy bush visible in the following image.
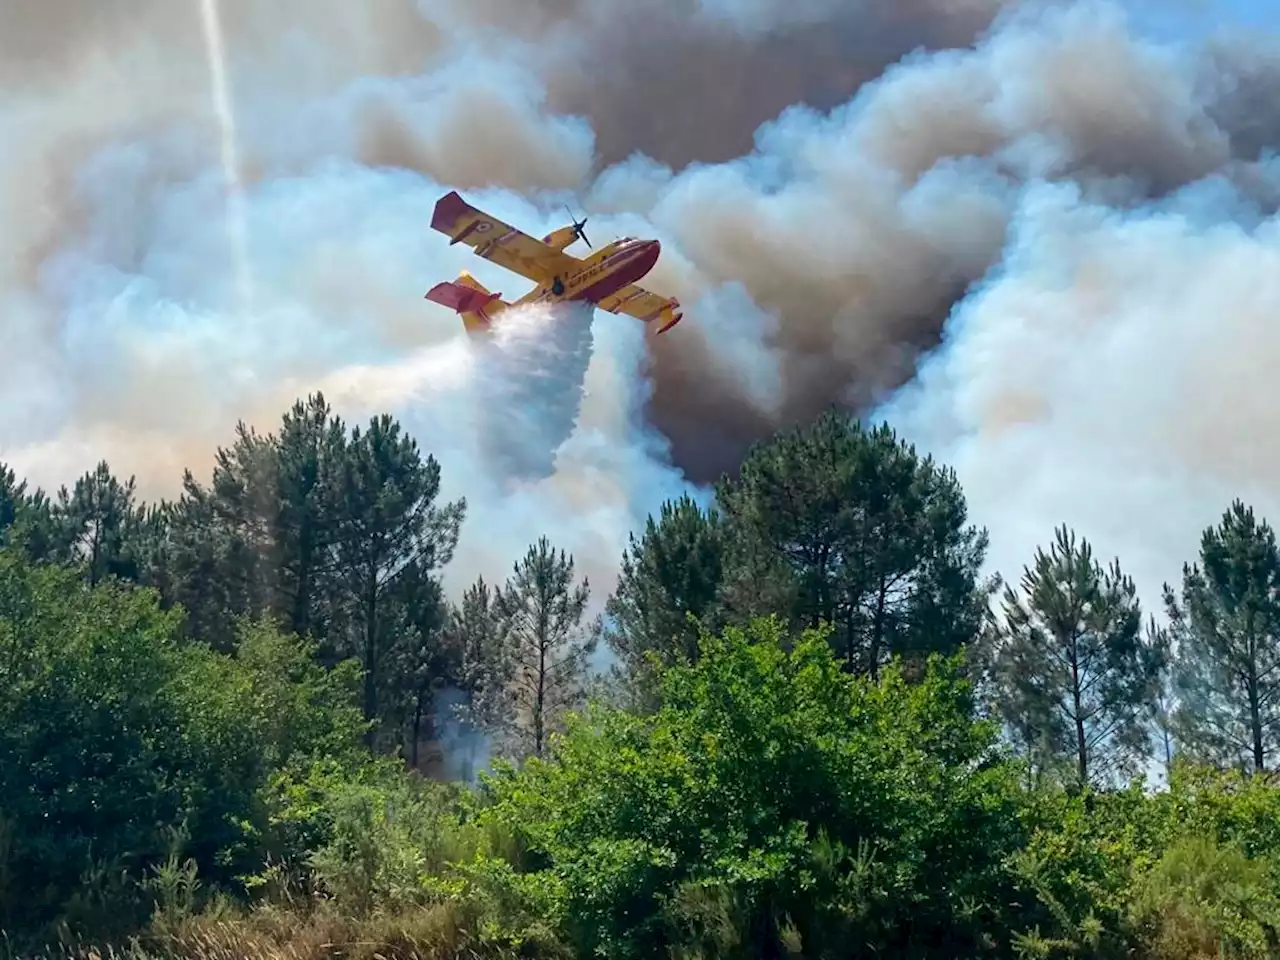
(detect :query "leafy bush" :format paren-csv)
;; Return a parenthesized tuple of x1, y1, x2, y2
(1129, 835, 1280, 960)
(0, 551, 368, 944)
(477, 617, 1028, 959)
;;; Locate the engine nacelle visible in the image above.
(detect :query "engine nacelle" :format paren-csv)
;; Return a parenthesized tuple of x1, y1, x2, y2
(540, 224, 581, 251)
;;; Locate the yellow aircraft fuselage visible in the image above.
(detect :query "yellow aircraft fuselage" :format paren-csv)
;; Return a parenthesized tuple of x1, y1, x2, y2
(424, 190, 682, 337)
(515, 237, 662, 308)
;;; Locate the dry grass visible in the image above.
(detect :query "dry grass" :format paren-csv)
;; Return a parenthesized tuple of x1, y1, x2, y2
(8, 899, 557, 960)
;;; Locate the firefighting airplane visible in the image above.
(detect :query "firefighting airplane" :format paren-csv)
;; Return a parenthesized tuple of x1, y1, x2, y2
(424, 190, 683, 337)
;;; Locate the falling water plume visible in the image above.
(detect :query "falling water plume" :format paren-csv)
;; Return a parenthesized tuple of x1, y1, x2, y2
(198, 0, 254, 312)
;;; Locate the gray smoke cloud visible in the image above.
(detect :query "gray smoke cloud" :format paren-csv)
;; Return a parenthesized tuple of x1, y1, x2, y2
(3, 0, 1280, 625)
(630, 0, 1280, 482)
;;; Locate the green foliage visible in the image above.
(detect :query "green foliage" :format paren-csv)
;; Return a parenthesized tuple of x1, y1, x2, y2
(1004, 766, 1280, 959)
(478, 617, 1026, 959)
(1165, 500, 1280, 772)
(0, 551, 220, 936)
(993, 526, 1168, 789)
(715, 411, 994, 678)
(0, 549, 369, 944)
(1009, 786, 1156, 956)
(1129, 835, 1280, 960)
(229, 617, 370, 776)
(303, 770, 472, 915)
(604, 494, 725, 708)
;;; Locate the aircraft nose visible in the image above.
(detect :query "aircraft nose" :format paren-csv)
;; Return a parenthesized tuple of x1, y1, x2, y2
(638, 239, 661, 270)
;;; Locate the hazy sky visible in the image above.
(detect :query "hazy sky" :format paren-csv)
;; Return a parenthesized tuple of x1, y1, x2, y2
(1124, 0, 1276, 39)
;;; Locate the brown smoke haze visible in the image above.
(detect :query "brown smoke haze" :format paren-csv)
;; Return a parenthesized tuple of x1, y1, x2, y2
(2, 0, 1280, 608)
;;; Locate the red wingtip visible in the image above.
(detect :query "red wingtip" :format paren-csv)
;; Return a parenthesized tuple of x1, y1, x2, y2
(431, 190, 471, 234)
(654, 299, 683, 334)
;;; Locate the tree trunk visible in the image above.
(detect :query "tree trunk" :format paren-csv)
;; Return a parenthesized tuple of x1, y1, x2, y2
(868, 574, 888, 681)
(1249, 676, 1265, 772)
(535, 637, 546, 758)
(1070, 633, 1088, 788)
(816, 542, 832, 629)
(411, 690, 425, 769)
(292, 538, 313, 638)
(844, 606, 856, 672)
(89, 523, 102, 586)
(363, 582, 378, 745)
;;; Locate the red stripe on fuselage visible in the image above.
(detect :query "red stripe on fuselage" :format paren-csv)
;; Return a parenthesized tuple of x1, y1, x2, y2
(572, 241, 661, 303)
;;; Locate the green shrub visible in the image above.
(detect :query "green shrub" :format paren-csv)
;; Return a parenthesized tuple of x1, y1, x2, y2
(478, 616, 1028, 959)
(1129, 835, 1280, 959)
(0, 551, 368, 944)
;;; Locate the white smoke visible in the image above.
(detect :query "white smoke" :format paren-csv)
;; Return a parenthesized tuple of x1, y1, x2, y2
(881, 175, 1280, 613)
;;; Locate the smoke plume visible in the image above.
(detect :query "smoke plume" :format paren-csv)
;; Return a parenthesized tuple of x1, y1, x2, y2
(3, 0, 1280, 622)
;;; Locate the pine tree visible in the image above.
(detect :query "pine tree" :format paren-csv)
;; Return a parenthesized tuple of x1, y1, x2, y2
(161, 420, 278, 651)
(200, 420, 280, 623)
(449, 576, 515, 776)
(492, 537, 598, 760)
(1164, 500, 1280, 773)
(381, 559, 455, 769)
(272, 394, 348, 643)
(452, 577, 512, 731)
(716, 411, 992, 678)
(0, 464, 21, 537)
(0, 465, 58, 563)
(332, 414, 466, 737)
(994, 526, 1166, 789)
(161, 395, 350, 651)
(163, 474, 254, 650)
(605, 494, 724, 705)
(53, 461, 147, 586)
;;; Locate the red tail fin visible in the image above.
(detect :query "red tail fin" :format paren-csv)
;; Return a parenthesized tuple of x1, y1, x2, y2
(424, 281, 503, 315)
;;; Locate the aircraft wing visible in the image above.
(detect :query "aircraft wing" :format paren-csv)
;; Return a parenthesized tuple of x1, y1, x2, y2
(595, 284, 683, 334)
(431, 190, 577, 284)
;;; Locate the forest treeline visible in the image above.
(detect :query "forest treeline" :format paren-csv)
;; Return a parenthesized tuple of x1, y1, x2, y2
(5, 393, 1280, 959)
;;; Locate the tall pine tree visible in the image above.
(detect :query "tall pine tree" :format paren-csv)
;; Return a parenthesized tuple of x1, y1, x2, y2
(272, 394, 348, 643)
(492, 537, 598, 760)
(163, 474, 254, 650)
(1164, 500, 1280, 773)
(605, 494, 724, 705)
(452, 577, 511, 735)
(448, 576, 516, 776)
(994, 526, 1166, 789)
(332, 414, 466, 738)
(381, 559, 455, 769)
(53, 461, 147, 586)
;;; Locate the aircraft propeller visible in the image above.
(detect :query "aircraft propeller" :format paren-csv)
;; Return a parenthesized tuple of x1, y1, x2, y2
(565, 204, 591, 248)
